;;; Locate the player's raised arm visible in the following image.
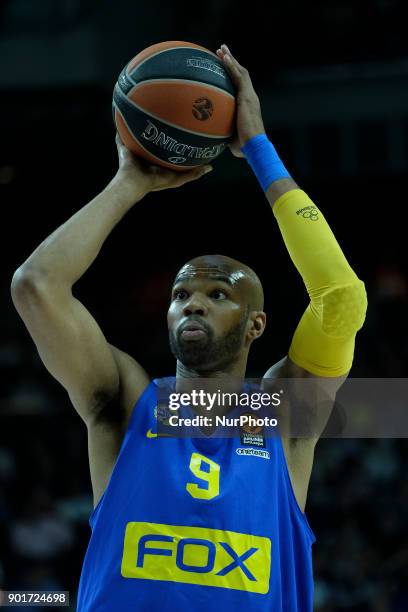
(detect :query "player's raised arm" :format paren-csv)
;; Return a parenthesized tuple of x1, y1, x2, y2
(11, 136, 212, 504)
(217, 44, 367, 389)
(11, 135, 212, 424)
(218, 44, 368, 512)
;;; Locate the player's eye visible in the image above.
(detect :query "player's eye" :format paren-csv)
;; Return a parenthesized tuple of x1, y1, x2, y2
(210, 289, 227, 300)
(173, 289, 189, 300)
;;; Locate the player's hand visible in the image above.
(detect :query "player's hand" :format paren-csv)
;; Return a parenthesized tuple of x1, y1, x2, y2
(114, 133, 213, 199)
(216, 44, 265, 158)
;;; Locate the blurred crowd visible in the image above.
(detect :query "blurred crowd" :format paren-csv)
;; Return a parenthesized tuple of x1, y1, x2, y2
(0, 262, 407, 611)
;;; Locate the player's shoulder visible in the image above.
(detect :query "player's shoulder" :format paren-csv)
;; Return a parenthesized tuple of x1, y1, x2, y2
(263, 355, 288, 379)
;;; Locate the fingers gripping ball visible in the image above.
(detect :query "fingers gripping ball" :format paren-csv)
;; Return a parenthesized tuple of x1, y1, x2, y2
(113, 41, 236, 172)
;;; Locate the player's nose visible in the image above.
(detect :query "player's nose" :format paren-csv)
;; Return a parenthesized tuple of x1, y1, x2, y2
(183, 293, 208, 317)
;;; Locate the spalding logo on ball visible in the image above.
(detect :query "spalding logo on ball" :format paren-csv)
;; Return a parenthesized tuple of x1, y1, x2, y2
(113, 41, 236, 171)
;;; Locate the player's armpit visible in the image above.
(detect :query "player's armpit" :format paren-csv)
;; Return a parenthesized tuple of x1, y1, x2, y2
(264, 355, 347, 443)
(263, 356, 346, 512)
(107, 345, 150, 427)
(86, 349, 150, 507)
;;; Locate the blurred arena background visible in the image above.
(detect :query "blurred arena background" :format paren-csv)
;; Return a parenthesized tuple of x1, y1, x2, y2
(1, 1, 408, 610)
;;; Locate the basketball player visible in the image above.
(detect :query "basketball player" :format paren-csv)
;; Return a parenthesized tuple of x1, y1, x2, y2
(11, 45, 367, 610)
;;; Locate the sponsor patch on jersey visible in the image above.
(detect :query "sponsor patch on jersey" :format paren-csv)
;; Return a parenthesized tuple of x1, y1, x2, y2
(149, 404, 175, 438)
(240, 413, 266, 448)
(236, 448, 270, 460)
(154, 403, 174, 426)
(121, 521, 271, 594)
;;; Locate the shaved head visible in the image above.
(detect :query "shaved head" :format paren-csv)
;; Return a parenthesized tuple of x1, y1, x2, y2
(174, 254, 264, 311)
(168, 254, 266, 373)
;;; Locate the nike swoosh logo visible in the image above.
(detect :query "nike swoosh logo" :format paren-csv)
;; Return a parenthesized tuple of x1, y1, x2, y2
(146, 429, 158, 438)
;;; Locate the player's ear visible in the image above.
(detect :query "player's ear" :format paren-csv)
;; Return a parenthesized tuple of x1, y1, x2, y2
(246, 311, 266, 343)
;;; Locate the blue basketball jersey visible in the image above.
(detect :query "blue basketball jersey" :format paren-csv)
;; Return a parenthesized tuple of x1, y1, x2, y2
(77, 379, 315, 611)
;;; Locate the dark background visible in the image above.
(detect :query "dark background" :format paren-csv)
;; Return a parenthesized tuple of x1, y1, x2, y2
(1, 1, 408, 610)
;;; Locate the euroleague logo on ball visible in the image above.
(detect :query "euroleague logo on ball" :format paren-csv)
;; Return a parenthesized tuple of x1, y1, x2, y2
(192, 97, 214, 121)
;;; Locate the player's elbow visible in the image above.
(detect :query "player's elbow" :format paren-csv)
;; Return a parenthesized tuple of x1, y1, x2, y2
(11, 263, 56, 297)
(11, 266, 56, 312)
(321, 279, 367, 338)
(12, 267, 38, 300)
(12, 266, 40, 294)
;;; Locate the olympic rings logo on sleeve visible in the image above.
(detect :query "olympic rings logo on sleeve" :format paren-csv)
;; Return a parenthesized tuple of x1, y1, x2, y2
(296, 205, 319, 221)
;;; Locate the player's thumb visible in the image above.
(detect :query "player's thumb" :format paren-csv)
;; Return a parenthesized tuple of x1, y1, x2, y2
(183, 165, 213, 183)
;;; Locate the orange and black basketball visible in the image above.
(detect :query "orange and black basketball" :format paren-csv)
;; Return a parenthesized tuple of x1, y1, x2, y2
(113, 41, 236, 171)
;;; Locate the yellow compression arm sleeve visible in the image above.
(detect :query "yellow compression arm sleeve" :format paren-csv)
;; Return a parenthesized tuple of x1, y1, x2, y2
(272, 189, 367, 377)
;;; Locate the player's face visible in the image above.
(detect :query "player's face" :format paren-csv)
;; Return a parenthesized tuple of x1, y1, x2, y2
(167, 273, 249, 370)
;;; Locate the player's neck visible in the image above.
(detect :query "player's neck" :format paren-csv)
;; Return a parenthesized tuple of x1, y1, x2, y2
(174, 360, 248, 417)
(175, 359, 247, 379)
